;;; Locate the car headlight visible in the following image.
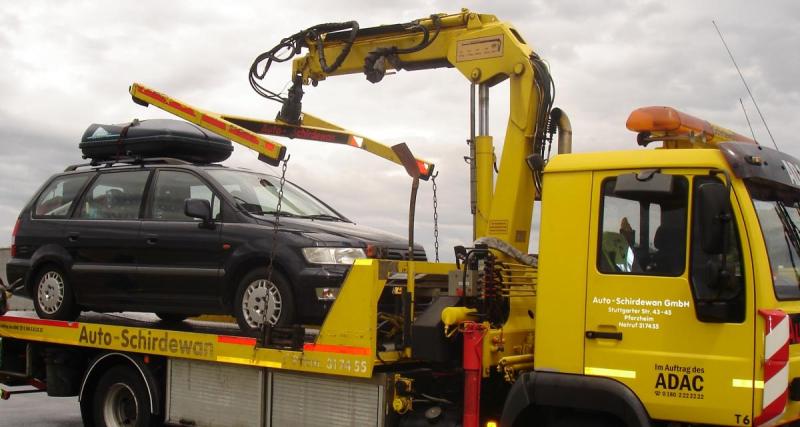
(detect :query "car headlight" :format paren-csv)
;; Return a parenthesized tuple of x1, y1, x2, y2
(302, 247, 366, 265)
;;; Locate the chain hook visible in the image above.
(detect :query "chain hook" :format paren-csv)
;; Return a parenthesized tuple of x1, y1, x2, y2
(262, 154, 291, 330)
(431, 171, 440, 262)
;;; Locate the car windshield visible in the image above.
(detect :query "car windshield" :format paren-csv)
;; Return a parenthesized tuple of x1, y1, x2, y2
(748, 183, 800, 300)
(206, 169, 347, 221)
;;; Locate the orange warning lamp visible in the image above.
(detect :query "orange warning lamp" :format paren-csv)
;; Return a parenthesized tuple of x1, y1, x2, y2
(626, 106, 756, 147)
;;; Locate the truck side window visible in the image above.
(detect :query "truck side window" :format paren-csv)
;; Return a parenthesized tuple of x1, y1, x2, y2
(149, 171, 220, 221)
(77, 171, 150, 220)
(33, 174, 90, 217)
(597, 176, 689, 276)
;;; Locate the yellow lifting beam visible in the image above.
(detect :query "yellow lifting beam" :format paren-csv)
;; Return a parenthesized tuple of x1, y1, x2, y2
(129, 82, 434, 178)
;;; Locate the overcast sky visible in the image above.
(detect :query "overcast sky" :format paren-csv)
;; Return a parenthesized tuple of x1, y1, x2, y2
(0, 1, 798, 260)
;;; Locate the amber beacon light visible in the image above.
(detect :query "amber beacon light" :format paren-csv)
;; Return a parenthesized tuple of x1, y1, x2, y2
(626, 106, 756, 147)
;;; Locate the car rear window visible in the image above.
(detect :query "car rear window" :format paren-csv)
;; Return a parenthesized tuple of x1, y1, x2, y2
(34, 174, 90, 217)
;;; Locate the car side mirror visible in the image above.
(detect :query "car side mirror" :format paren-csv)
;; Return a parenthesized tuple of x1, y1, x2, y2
(185, 199, 212, 226)
(696, 182, 731, 255)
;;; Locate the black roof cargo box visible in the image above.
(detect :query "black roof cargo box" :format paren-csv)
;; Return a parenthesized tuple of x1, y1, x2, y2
(79, 119, 233, 163)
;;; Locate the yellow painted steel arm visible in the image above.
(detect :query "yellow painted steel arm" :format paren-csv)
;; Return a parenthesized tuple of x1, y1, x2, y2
(130, 82, 287, 165)
(218, 111, 434, 180)
(288, 9, 551, 252)
(130, 82, 434, 178)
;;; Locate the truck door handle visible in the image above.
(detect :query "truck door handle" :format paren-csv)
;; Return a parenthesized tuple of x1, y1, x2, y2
(585, 330, 623, 340)
(67, 232, 79, 242)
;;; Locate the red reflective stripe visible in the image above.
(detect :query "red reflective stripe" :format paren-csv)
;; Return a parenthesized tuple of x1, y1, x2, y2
(217, 335, 256, 346)
(757, 309, 789, 426)
(263, 141, 275, 151)
(755, 389, 789, 426)
(228, 127, 259, 145)
(303, 343, 370, 355)
(137, 86, 167, 104)
(201, 115, 226, 130)
(166, 100, 196, 117)
(0, 315, 79, 329)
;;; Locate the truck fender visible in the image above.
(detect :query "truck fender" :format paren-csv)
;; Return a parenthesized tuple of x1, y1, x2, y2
(500, 371, 651, 427)
(78, 352, 162, 426)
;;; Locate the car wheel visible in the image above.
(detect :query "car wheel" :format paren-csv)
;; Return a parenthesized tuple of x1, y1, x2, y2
(155, 313, 188, 322)
(234, 268, 295, 332)
(33, 266, 79, 321)
(92, 365, 157, 427)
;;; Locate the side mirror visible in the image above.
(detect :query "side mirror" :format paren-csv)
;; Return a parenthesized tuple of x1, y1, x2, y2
(185, 199, 212, 225)
(696, 182, 731, 255)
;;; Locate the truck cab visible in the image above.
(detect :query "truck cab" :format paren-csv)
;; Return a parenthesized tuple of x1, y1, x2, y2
(530, 115, 800, 425)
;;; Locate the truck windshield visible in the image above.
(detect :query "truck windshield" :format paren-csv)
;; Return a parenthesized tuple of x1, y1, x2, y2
(207, 169, 347, 221)
(749, 184, 800, 300)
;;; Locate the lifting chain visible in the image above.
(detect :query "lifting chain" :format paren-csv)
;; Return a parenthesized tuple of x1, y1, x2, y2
(263, 155, 290, 327)
(431, 172, 440, 262)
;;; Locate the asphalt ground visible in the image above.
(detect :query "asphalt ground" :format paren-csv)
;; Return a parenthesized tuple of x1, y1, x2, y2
(0, 387, 82, 426)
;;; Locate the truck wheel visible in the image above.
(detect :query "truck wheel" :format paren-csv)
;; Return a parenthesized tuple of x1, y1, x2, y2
(155, 313, 188, 322)
(92, 365, 156, 427)
(234, 268, 295, 332)
(33, 266, 79, 321)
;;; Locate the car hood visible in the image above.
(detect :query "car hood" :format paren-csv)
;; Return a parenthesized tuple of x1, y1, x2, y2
(268, 217, 418, 249)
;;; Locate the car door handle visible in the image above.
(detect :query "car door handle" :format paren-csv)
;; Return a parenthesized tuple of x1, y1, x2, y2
(585, 330, 623, 340)
(67, 232, 80, 242)
(145, 235, 159, 245)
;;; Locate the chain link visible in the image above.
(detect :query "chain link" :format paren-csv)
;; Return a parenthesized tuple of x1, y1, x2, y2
(431, 172, 440, 262)
(263, 155, 290, 327)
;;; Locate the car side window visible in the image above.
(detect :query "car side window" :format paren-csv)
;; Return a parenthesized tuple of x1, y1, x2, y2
(598, 175, 689, 276)
(77, 171, 150, 220)
(34, 174, 90, 217)
(149, 170, 220, 221)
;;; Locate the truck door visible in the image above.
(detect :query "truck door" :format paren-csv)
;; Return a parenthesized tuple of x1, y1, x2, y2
(584, 170, 755, 425)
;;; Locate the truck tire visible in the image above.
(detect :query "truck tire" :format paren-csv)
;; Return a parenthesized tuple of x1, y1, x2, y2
(234, 268, 295, 332)
(33, 265, 79, 321)
(92, 365, 157, 427)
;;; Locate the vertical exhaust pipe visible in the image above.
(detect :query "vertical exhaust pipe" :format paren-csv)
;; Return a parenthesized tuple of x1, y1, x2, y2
(550, 108, 573, 154)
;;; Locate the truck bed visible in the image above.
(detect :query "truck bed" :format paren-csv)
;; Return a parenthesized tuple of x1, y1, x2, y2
(0, 310, 381, 378)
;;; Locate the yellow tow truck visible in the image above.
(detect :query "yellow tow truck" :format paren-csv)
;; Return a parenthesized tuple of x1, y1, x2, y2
(3, 9, 800, 427)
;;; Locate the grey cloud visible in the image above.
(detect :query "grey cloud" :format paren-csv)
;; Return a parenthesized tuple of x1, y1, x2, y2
(0, 1, 798, 259)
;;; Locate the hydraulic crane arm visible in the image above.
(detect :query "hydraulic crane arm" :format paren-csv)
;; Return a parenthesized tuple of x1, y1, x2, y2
(256, 9, 558, 252)
(129, 83, 434, 178)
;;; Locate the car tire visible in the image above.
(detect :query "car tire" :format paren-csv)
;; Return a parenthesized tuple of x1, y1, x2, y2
(234, 268, 295, 333)
(32, 265, 79, 321)
(92, 365, 158, 427)
(155, 313, 188, 322)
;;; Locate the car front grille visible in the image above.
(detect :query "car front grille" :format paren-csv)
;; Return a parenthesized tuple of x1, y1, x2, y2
(385, 248, 427, 261)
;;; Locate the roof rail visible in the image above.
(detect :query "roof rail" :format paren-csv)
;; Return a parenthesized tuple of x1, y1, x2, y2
(64, 157, 191, 172)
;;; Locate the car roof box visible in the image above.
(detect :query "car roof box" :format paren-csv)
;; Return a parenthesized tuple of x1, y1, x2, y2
(79, 119, 233, 163)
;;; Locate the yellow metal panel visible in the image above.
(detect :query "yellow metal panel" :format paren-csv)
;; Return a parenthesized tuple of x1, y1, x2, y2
(545, 148, 729, 174)
(534, 170, 593, 374)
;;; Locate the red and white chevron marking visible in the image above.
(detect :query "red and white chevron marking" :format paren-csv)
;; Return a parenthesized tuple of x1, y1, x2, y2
(755, 309, 789, 427)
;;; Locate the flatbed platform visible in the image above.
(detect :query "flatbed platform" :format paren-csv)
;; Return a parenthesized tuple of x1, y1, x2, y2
(0, 310, 381, 378)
